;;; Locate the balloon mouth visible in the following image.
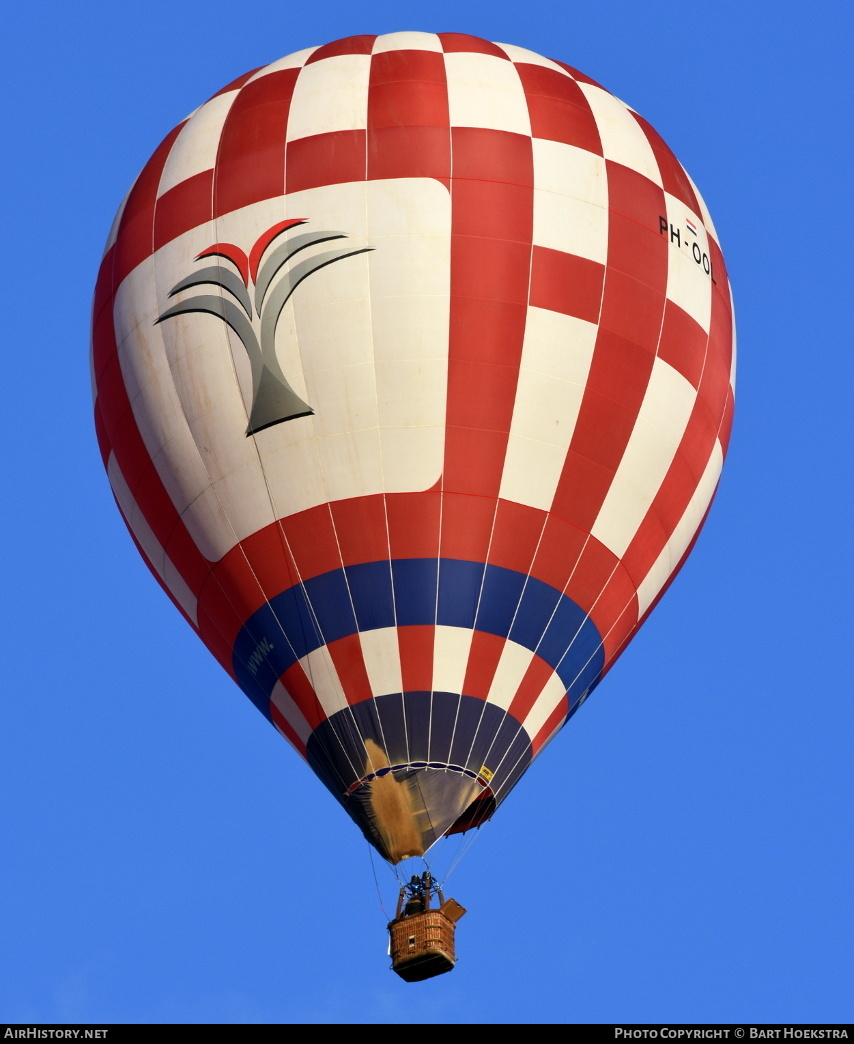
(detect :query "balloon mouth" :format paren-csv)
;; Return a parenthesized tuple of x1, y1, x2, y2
(343, 750, 492, 863)
(344, 761, 492, 797)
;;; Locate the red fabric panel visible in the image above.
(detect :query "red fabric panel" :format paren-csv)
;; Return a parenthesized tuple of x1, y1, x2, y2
(305, 35, 377, 63)
(214, 70, 297, 215)
(548, 162, 667, 532)
(451, 186, 532, 246)
(707, 236, 734, 375)
(438, 33, 509, 58)
(718, 387, 735, 456)
(97, 344, 210, 602)
(598, 269, 665, 346)
(330, 495, 389, 566)
(630, 111, 701, 214)
(531, 697, 568, 754)
(551, 448, 619, 532)
(488, 500, 546, 575)
(529, 247, 604, 324)
(279, 662, 326, 730)
(398, 625, 435, 691)
(240, 527, 299, 601)
(601, 594, 639, 667)
(621, 347, 726, 588)
(605, 161, 668, 277)
(629, 499, 714, 641)
(515, 63, 602, 154)
(367, 49, 449, 182)
(462, 631, 506, 700)
(451, 127, 534, 188)
(569, 538, 626, 616)
(91, 246, 115, 332)
(113, 123, 184, 286)
(444, 127, 534, 499)
(447, 357, 519, 430)
(285, 130, 367, 193)
(508, 654, 556, 724)
(197, 604, 241, 679)
(368, 126, 451, 183)
(549, 60, 603, 88)
(280, 505, 341, 580)
(566, 377, 646, 465)
(209, 69, 262, 99)
(199, 536, 283, 653)
(658, 300, 707, 389)
(448, 295, 528, 369)
(93, 401, 111, 466)
(439, 492, 497, 563)
(153, 169, 214, 252)
(368, 49, 448, 124)
(326, 634, 375, 704)
(386, 490, 438, 563)
(161, 522, 210, 595)
(386, 491, 441, 559)
(697, 342, 732, 431)
(91, 287, 118, 385)
(444, 428, 513, 499)
(528, 513, 587, 592)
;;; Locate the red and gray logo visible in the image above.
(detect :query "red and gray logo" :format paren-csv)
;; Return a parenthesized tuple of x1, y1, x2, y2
(156, 220, 372, 435)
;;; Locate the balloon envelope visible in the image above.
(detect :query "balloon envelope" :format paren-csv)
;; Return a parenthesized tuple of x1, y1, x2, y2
(92, 33, 735, 863)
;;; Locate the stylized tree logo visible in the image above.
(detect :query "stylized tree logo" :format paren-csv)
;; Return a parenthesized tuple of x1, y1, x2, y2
(156, 220, 373, 435)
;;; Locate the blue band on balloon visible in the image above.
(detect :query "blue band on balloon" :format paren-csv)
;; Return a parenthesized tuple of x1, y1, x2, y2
(232, 558, 604, 723)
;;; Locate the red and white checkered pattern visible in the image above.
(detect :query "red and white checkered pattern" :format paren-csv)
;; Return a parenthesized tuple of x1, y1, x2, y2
(93, 32, 735, 764)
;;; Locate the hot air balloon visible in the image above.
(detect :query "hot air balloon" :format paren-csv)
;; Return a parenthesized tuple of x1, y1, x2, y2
(91, 32, 735, 979)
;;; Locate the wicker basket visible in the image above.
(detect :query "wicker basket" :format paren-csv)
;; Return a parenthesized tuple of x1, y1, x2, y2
(389, 899, 465, 982)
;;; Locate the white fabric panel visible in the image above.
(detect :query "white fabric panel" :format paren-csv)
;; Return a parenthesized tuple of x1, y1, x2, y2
(314, 428, 386, 505)
(663, 191, 713, 333)
(366, 176, 451, 483)
(499, 308, 597, 510)
(116, 240, 245, 564)
(497, 42, 571, 74)
(591, 358, 697, 557)
(532, 139, 608, 205)
(373, 31, 442, 52)
(248, 47, 317, 79)
(432, 626, 474, 696)
(359, 627, 403, 697)
(270, 681, 314, 746)
(255, 427, 327, 521)
(379, 426, 446, 492)
(107, 453, 199, 624)
(375, 356, 447, 429)
(636, 441, 724, 615)
(117, 179, 451, 562)
(158, 91, 236, 196)
(286, 55, 371, 140)
(521, 669, 567, 741)
(444, 52, 531, 135)
(533, 190, 609, 263)
(501, 436, 571, 512)
(578, 84, 661, 185)
(486, 639, 536, 711)
(729, 292, 737, 389)
(299, 646, 350, 719)
(686, 171, 719, 242)
(532, 139, 608, 261)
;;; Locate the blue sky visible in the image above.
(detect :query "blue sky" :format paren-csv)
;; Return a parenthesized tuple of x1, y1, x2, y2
(1, 0, 851, 1025)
